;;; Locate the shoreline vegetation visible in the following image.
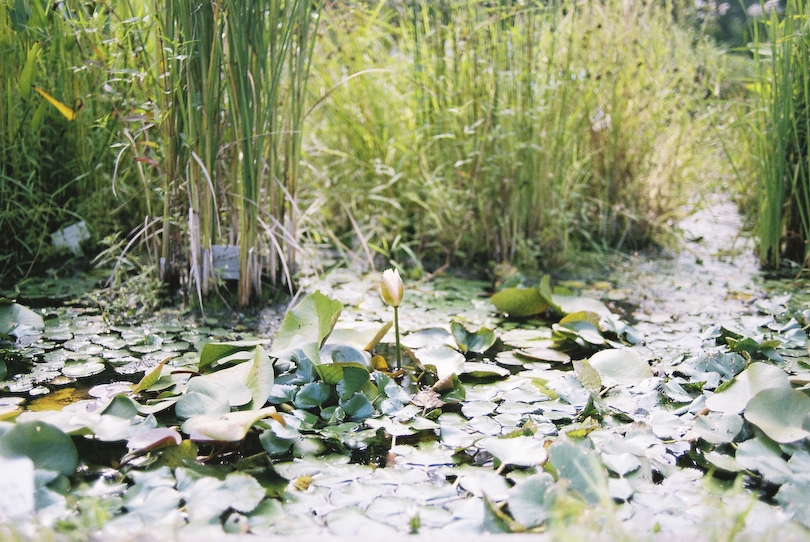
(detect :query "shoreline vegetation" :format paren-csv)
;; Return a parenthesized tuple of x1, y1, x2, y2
(2, 0, 806, 305)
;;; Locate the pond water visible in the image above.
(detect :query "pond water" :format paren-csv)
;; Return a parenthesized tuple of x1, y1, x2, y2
(2, 194, 810, 540)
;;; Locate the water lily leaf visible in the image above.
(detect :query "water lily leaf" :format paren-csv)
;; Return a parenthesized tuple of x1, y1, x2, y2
(693, 412, 744, 444)
(174, 391, 230, 420)
(294, 382, 333, 408)
(735, 437, 793, 484)
(587, 349, 652, 386)
(451, 321, 496, 353)
(196, 341, 270, 394)
(553, 295, 612, 319)
(102, 394, 141, 419)
(316, 362, 370, 385)
(704, 451, 742, 473)
(705, 362, 790, 414)
(548, 439, 608, 505)
(336, 366, 370, 401)
(506, 473, 555, 528)
(401, 327, 455, 349)
(413, 345, 464, 380)
(131, 356, 172, 394)
(61, 361, 106, 378)
(555, 320, 605, 346)
(224, 472, 266, 514)
(127, 428, 182, 453)
(480, 436, 549, 467)
(186, 366, 253, 408)
(0, 421, 77, 476)
(184, 406, 278, 442)
(242, 345, 274, 409)
(0, 300, 44, 337)
(461, 362, 509, 379)
(775, 482, 810, 529)
(517, 347, 570, 363)
(601, 452, 640, 476)
(491, 287, 551, 318)
(327, 322, 392, 350)
(572, 359, 602, 393)
(271, 292, 343, 356)
(744, 388, 810, 443)
(559, 311, 601, 328)
(340, 393, 376, 420)
(320, 343, 372, 369)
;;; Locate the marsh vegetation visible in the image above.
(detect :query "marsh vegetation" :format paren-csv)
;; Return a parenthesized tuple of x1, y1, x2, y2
(2, 0, 810, 539)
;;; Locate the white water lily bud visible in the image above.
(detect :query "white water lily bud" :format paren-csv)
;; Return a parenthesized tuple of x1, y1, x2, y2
(381, 268, 404, 308)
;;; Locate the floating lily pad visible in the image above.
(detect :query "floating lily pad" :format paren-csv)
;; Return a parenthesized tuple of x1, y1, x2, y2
(61, 361, 106, 378)
(518, 347, 571, 364)
(0, 421, 78, 476)
(480, 436, 548, 467)
(548, 439, 608, 505)
(705, 362, 791, 414)
(461, 362, 510, 379)
(587, 349, 652, 386)
(451, 321, 496, 353)
(413, 345, 464, 380)
(401, 327, 455, 349)
(743, 388, 810, 443)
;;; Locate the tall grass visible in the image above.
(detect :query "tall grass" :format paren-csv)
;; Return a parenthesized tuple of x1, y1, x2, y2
(750, 0, 810, 268)
(156, 0, 320, 306)
(0, 0, 152, 282)
(305, 0, 732, 272)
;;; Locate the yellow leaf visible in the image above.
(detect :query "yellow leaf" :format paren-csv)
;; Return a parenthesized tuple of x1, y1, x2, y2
(32, 85, 76, 121)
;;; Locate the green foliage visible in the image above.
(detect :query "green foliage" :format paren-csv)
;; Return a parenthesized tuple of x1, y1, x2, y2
(749, 0, 810, 267)
(305, 0, 733, 269)
(0, 0, 157, 282)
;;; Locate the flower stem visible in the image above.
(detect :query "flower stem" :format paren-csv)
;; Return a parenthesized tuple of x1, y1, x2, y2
(394, 306, 402, 370)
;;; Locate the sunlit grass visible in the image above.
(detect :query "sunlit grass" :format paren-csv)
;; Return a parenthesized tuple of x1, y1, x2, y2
(304, 0, 736, 272)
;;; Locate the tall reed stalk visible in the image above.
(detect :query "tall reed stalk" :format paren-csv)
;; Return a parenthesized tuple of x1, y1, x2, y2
(157, 0, 320, 306)
(752, 0, 810, 268)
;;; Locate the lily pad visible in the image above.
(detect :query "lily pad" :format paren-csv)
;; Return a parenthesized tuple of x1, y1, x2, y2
(451, 321, 496, 353)
(587, 349, 652, 386)
(491, 288, 552, 318)
(506, 473, 555, 528)
(413, 346, 465, 380)
(743, 388, 810, 443)
(480, 436, 549, 467)
(461, 362, 510, 379)
(705, 362, 791, 414)
(183, 406, 278, 442)
(0, 421, 78, 476)
(270, 292, 343, 356)
(548, 439, 608, 505)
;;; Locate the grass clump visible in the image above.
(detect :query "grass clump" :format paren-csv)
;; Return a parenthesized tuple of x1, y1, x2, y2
(304, 0, 735, 272)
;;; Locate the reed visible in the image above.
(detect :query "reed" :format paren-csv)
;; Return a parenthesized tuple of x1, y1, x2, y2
(156, 0, 320, 306)
(750, 0, 810, 268)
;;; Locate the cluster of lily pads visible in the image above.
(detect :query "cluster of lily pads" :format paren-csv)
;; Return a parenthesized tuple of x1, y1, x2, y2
(1, 273, 810, 538)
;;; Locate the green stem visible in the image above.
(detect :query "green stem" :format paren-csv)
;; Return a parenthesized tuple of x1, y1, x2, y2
(394, 306, 402, 370)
